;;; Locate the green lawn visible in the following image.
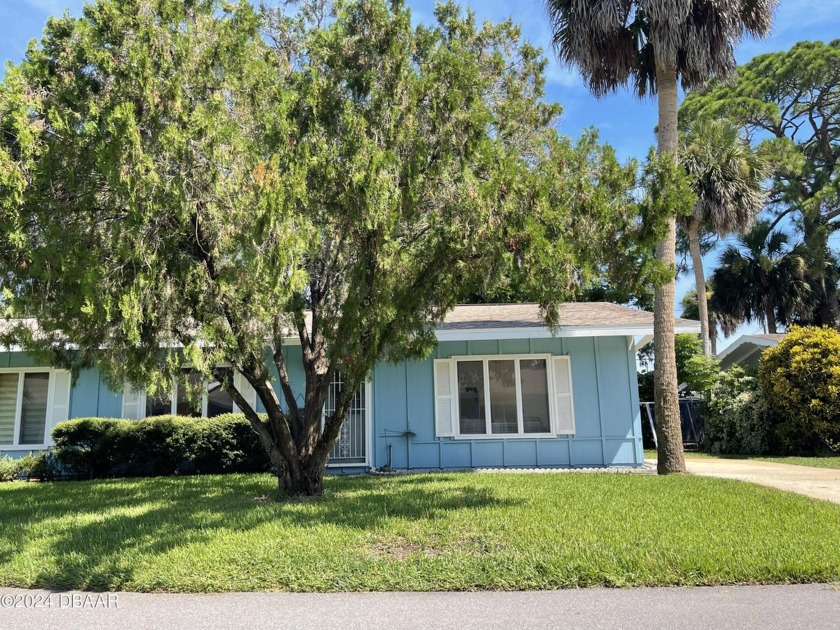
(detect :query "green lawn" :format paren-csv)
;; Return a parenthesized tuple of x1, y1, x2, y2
(1, 472, 839, 592)
(644, 450, 840, 469)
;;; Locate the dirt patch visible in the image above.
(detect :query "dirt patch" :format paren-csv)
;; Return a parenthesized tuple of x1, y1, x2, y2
(367, 537, 445, 561)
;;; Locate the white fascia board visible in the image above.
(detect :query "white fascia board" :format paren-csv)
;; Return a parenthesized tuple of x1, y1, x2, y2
(716, 335, 778, 362)
(635, 334, 654, 350)
(435, 322, 700, 342)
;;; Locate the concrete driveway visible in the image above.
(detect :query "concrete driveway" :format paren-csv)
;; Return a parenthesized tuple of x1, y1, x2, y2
(647, 456, 840, 504)
(1, 584, 839, 630)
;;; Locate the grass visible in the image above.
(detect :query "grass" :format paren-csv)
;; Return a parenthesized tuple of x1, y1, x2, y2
(644, 450, 840, 469)
(1, 473, 840, 592)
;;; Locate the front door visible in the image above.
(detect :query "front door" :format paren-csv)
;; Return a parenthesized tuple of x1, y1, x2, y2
(324, 371, 369, 466)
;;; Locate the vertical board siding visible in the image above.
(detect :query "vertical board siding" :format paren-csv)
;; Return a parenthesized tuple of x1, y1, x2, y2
(3, 332, 644, 469)
(373, 335, 642, 470)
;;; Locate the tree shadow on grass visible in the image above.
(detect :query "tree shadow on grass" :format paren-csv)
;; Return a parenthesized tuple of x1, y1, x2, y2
(0, 473, 519, 591)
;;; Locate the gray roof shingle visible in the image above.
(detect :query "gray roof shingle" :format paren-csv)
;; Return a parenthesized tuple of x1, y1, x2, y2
(439, 302, 697, 331)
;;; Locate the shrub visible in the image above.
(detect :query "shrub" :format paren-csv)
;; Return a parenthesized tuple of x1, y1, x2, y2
(758, 326, 840, 455)
(0, 456, 21, 482)
(51, 414, 270, 479)
(703, 367, 771, 455)
(683, 354, 722, 397)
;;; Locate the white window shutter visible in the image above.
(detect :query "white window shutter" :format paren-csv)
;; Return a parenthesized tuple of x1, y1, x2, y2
(233, 371, 258, 413)
(49, 370, 72, 428)
(433, 359, 455, 437)
(551, 356, 575, 434)
(121, 384, 145, 420)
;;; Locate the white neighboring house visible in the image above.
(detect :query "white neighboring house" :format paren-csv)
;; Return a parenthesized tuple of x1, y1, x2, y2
(716, 333, 786, 371)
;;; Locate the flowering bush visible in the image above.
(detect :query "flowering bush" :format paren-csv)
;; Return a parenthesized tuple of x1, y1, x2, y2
(759, 326, 840, 454)
(704, 366, 770, 455)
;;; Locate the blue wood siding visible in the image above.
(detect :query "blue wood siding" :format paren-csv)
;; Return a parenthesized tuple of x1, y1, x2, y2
(1, 334, 644, 468)
(372, 336, 643, 469)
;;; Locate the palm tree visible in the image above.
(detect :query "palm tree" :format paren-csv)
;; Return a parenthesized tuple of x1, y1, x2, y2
(710, 221, 811, 334)
(544, 0, 777, 474)
(681, 285, 738, 356)
(680, 119, 767, 355)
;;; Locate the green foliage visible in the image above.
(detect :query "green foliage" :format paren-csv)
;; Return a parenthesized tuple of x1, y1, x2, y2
(0, 456, 20, 482)
(681, 40, 840, 326)
(52, 414, 269, 479)
(544, 0, 776, 98)
(679, 118, 766, 235)
(710, 220, 810, 334)
(637, 370, 654, 402)
(0, 452, 58, 482)
(682, 354, 722, 396)
(703, 367, 770, 455)
(759, 326, 840, 454)
(638, 333, 703, 400)
(674, 334, 702, 377)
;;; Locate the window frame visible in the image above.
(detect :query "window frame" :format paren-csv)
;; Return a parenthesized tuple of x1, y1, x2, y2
(129, 365, 237, 419)
(449, 354, 561, 440)
(0, 367, 68, 450)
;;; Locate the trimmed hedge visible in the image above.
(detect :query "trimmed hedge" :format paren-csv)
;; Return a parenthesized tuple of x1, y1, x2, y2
(51, 414, 270, 479)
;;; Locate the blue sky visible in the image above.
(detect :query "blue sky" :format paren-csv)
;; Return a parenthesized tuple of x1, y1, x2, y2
(2, 0, 839, 349)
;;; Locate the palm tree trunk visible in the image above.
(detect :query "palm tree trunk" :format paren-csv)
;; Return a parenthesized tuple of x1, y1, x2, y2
(653, 61, 686, 475)
(765, 301, 777, 334)
(687, 217, 711, 355)
(710, 324, 718, 356)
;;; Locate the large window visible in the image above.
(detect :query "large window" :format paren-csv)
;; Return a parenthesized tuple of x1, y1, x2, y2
(0, 371, 54, 447)
(454, 356, 552, 437)
(140, 368, 234, 418)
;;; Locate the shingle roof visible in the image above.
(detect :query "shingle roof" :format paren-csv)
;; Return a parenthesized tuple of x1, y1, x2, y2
(748, 333, 787, 342)
(439, 302, 697, 331)
(1, 302, 700, 349)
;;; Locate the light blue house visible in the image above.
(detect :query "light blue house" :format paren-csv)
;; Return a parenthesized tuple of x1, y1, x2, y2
(0, 303, 699, 469)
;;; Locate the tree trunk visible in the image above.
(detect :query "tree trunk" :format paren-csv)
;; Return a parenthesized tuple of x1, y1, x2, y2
(765, 300, 777, 334)
(653, 62, 687, 475)
(710, 324, 718, 356)
(280, 456, 326, 496)
(687, 217, 711, 355)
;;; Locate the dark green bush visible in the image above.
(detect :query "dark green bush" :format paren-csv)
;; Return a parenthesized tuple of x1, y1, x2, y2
(51, 414, 270, 479)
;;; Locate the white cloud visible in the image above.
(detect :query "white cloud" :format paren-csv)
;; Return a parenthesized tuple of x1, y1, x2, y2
(544, 61, 583, 88)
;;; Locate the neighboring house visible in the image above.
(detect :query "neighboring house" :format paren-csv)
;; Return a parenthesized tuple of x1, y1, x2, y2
(716, 333, 786, 371)
(0, 303, 699, 470)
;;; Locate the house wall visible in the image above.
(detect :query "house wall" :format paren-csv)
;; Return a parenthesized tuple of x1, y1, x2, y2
(371, 336, 643, 469)
(1, 334, 644, 468)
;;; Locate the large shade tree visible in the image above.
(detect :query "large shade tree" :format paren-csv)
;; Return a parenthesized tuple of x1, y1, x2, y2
(679, 118, 766, 355)
(544, 0, 777, 474)
(0, 0, 657, 496)
(711, 220, 811, 334)
(681, 40, 840, 327)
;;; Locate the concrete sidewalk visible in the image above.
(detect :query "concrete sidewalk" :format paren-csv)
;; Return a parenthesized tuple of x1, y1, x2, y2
(1, 584, 838, 630)
(667, 457, 840, 504)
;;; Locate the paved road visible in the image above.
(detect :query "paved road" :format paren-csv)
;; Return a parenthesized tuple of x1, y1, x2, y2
(675, 457, 840, 504)
(1, 584, 838, 630)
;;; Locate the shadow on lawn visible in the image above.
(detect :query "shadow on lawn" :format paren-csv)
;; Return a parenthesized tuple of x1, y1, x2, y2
(0, 473, 516, 590)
